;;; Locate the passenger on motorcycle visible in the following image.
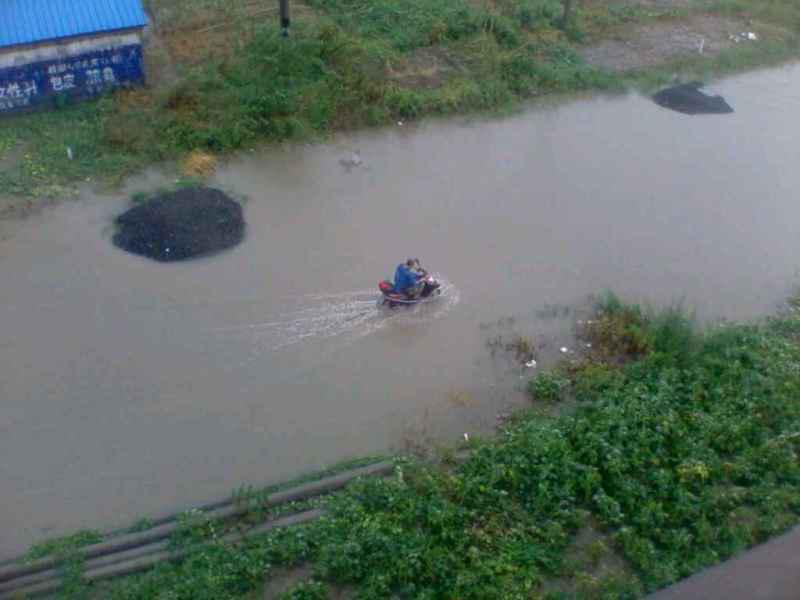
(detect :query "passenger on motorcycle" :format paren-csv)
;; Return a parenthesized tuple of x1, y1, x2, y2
(394, 258, 424, 298)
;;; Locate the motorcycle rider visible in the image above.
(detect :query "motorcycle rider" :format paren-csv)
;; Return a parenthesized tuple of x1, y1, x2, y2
(394, 258, 424, 299)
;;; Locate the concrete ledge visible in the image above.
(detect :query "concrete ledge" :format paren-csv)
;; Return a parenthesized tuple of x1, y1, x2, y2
(649, 525, 800, 600)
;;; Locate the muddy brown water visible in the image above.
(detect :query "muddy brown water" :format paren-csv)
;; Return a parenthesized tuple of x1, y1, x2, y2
(2, 65, 800, 558)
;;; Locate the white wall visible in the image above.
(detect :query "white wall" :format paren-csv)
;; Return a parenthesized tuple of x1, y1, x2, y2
(0, 31, 143, 69)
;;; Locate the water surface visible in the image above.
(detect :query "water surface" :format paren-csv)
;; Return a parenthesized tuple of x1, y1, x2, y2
(2, 65, 799, 557)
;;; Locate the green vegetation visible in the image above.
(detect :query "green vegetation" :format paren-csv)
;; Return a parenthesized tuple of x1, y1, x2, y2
(581, 292, 695, 361)
(24, 529, 102, 562)
(87, 291, 800, 599)
(1, 0, 797, 204)
(233, 455, 388, 500)
(128, 517, 157, 533)
(528, 371, 570, 402)
(23, 529, 103, 599)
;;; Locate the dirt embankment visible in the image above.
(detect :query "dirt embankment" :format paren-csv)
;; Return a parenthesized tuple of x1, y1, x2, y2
(579, 0, 782, 72)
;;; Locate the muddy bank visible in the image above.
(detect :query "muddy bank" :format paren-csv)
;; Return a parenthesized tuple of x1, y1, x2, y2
(579, 14, 759, 72)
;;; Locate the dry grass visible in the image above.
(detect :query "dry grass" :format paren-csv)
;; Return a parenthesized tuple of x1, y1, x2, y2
(181, 150, 218, 177)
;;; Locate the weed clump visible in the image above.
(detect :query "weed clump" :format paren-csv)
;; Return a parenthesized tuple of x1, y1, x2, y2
(24, 529, 103, 598)
(581, 291, 695, 363)
(528, 371, 570, 402)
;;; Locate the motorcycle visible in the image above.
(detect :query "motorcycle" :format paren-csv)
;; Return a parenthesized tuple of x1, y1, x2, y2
(378, 270, 442, 308)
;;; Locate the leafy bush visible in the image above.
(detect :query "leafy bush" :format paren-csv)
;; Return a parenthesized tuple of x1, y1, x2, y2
(528, 372, 570, 402)
(315, 467, 555, 599)
(582, 292, 695, 362)
(571, 363, 624, 402)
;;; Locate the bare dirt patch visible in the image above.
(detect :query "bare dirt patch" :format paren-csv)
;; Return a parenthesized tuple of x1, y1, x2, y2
(261, 566, 355, 599)
(0, 140, 26, 175)
(542, 522, 641, 597)
(580, 14, 757, 71)
(388, 46, 467, 89)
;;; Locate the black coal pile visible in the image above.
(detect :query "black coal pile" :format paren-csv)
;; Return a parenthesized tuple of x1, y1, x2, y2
(652, 82, 733, 115)
(113, 187, 245, 262)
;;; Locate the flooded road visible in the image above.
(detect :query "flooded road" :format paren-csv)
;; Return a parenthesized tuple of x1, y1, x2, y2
(2, 64, 800, 557)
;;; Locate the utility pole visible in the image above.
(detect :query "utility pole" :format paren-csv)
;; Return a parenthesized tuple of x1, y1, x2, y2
(280, 0, 290, 37)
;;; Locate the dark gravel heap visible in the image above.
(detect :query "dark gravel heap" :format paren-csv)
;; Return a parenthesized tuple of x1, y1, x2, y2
(653, 82, 734, 115)
(113, 187, 245, 262)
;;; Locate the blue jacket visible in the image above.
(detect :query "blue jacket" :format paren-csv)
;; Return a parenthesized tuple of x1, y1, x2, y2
(394, 264, 420, 293)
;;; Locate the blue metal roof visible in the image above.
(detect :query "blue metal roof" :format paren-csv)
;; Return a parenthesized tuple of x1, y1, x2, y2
(0, 0, 148, 49)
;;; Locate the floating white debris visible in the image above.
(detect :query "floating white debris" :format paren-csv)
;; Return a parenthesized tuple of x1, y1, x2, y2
(463, 433, 469, 441)
(560, 347, 569, 354)
(525, 359, 537, 368)
(66, 147, 74, 160)
(397, 121, 404, 126)
(730, 31, 759, 43)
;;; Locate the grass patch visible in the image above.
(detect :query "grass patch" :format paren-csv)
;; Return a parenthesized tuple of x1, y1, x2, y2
(82, 292, 800, 599)
(579, 2, 692, 39)
(307, 0, 486, 51)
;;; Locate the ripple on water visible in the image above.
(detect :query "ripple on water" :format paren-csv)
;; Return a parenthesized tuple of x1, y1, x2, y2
(214, 275, 460, 353)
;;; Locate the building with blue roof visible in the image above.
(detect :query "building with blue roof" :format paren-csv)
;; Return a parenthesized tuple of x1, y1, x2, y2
(0, 0, 148, 114)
